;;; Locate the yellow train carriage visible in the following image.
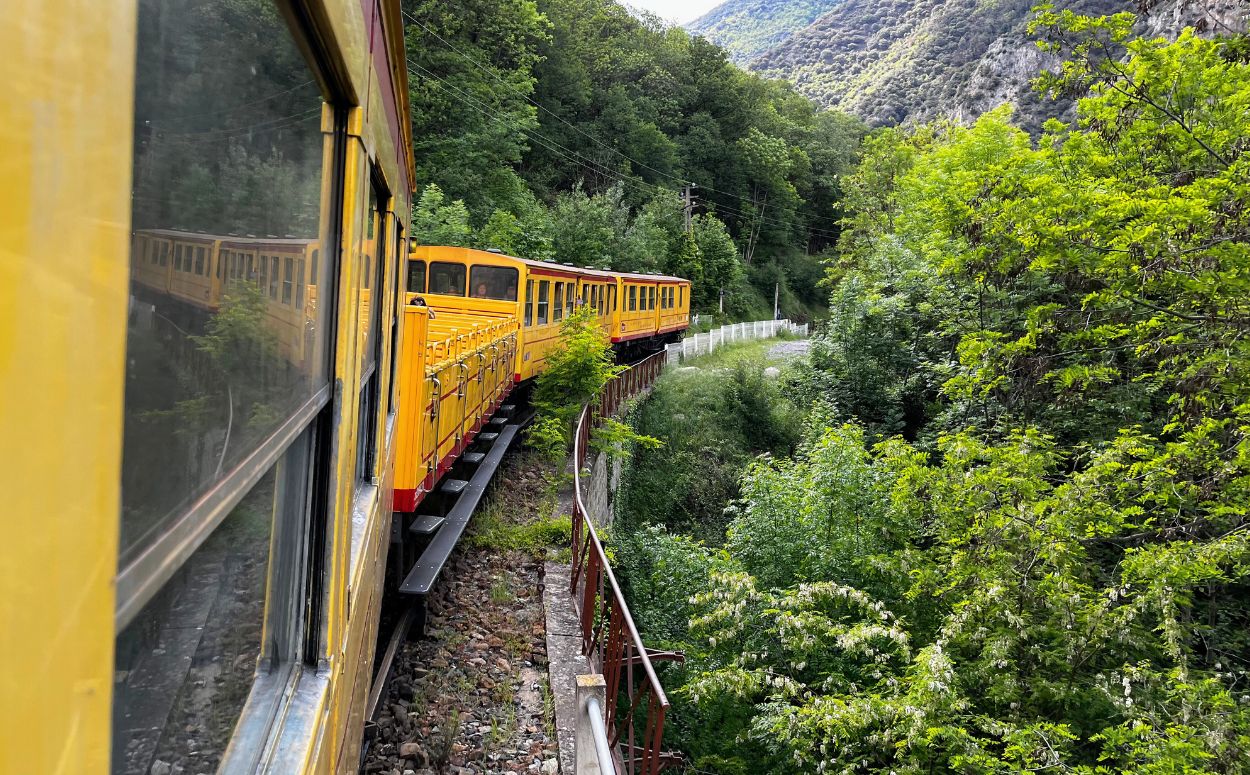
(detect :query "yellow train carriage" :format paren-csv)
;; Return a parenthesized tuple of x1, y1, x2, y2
(612, 272, 690, 344)
(656, 276, 691, 336)
(3, 2, 415, 774)
(615, 273, 660, 342)
(392, 303, 517, 511)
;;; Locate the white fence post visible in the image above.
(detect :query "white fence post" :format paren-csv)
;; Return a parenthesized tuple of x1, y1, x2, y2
(576, 675, 609, 774)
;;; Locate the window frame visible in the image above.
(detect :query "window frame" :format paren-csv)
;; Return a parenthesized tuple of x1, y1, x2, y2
(524, 279, 534, 327)
(428, 260, 466, 296)
(116, 19, 348, 770)
(554, 282, 564, 322)
(468, 264, 519, 301)
(537, 280, 549, 325)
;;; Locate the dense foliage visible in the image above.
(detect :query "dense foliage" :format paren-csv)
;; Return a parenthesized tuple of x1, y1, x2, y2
(686, 0, 841, 65)
(618, 15, 1250, 773)
(402, 0, 866, 318)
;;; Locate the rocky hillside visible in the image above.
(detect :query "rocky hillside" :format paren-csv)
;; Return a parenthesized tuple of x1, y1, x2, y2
(689, 0, 1249, 131)
(686, 0, 843, 64)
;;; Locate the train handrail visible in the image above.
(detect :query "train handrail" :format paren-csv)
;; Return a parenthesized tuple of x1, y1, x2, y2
(569, 349, 680, 775)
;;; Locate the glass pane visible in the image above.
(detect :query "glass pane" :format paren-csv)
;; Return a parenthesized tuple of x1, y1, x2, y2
(554, 282, 564, 322)
(524, 279, 533, 326)
(407, 259, 426, 294)
(362, 184, 382, 374)
(121, 0, 328, 564)
(469, 265, 518, 300)
(429, 261, 465, 296)
(537, 281, 549, 325)
(112, 469, 275, 775)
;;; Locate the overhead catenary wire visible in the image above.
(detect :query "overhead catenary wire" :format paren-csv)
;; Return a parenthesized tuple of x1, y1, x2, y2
(401, 10, 846, 234)
(406, 57, 843, 241)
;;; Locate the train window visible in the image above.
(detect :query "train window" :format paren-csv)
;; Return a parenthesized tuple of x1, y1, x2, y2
(469, 265, 519, 301)
(310, 249, 319, 287)
(388, 221, 404, 417)
(429, 261, 465, 295)
(537, 280, 549, 324)
(566, 287, 575, 318)
(553, 282, 564, 322)
(259, 256, 269, 290)
(296, 259, 306, 309)
(358, 178, 387, 483)
(679, 286, 684, 308)
(407, 259, 426, 293)
(628, 285, 637, 312)
(524, 280, 534, 326)
(649, 286, 656, 310)
(117, 0, 333, 771)
(283, 257, 294, 304)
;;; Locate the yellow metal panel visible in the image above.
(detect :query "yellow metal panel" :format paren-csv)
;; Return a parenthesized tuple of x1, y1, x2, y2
(0, 1, 136, 772)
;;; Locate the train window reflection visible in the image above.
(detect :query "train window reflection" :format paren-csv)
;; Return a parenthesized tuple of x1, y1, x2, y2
(112, 469, 275, 775)
(553, 282, 564, 322)
(524, 279, 534, 326)
(120, 0, 329, 565)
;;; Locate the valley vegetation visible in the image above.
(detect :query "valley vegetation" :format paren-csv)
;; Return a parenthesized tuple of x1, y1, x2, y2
(401, 0, 865, 320)
(615, 11, 1250, 773)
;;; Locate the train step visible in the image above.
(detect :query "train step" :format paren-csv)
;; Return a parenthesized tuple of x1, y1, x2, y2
(439, 478, 469, 497)
(409, 514, 445, 536)
(401, 424, 520, 637)
(498, 404, 516, 417)
(476, 431, 499, 445)
(462, 452, 486, 466)
(487, 416, 508, 429)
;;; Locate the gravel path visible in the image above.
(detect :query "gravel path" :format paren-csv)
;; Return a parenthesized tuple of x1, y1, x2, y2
(363, 459, 561, 775)
(769, 338, 811, 359)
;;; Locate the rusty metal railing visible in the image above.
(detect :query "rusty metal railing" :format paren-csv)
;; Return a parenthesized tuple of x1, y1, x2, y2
(570, 350, 682, 774)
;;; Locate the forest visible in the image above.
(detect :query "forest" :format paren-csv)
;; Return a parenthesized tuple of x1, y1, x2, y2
(612, 9, 1250, 774)
(401, 0, 865, 321)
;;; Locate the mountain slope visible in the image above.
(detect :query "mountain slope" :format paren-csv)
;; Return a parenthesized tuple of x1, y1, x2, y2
(693, 0, 1249, 131)
(686, 0, 843, 64)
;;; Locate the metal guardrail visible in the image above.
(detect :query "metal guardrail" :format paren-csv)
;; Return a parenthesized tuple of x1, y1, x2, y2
(570, 350, 682, 775)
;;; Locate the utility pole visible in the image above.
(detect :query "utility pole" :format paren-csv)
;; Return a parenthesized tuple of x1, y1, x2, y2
(773, 282, 780, 320)
(682, 182, 697, 233)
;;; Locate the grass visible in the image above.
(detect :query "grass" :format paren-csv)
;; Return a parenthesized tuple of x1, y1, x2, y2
(468, 497, 572, 557)
(489, 578, 514, 604)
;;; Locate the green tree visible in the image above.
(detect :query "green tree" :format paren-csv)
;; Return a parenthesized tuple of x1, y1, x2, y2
(411, 184, 472, 246)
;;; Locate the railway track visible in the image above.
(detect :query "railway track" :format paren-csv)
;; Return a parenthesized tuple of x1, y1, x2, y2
(360, 348, 658, 767)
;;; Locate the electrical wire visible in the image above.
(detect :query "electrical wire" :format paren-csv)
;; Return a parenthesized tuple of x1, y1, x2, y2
(402, 10, 846, 232)
(407, 58, 842, 240)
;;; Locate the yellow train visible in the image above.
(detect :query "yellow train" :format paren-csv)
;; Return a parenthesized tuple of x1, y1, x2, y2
(4, 0, 417, 771)
(0, 1, 688, 773)
(394, 246, 689, 511)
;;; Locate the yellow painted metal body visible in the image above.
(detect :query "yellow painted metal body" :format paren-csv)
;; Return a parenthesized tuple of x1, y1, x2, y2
(394, 246, 690, 514)
(2, 1, 417, 773)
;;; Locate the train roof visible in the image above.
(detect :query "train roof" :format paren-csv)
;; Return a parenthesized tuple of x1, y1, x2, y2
(415, 245, 689, 284)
